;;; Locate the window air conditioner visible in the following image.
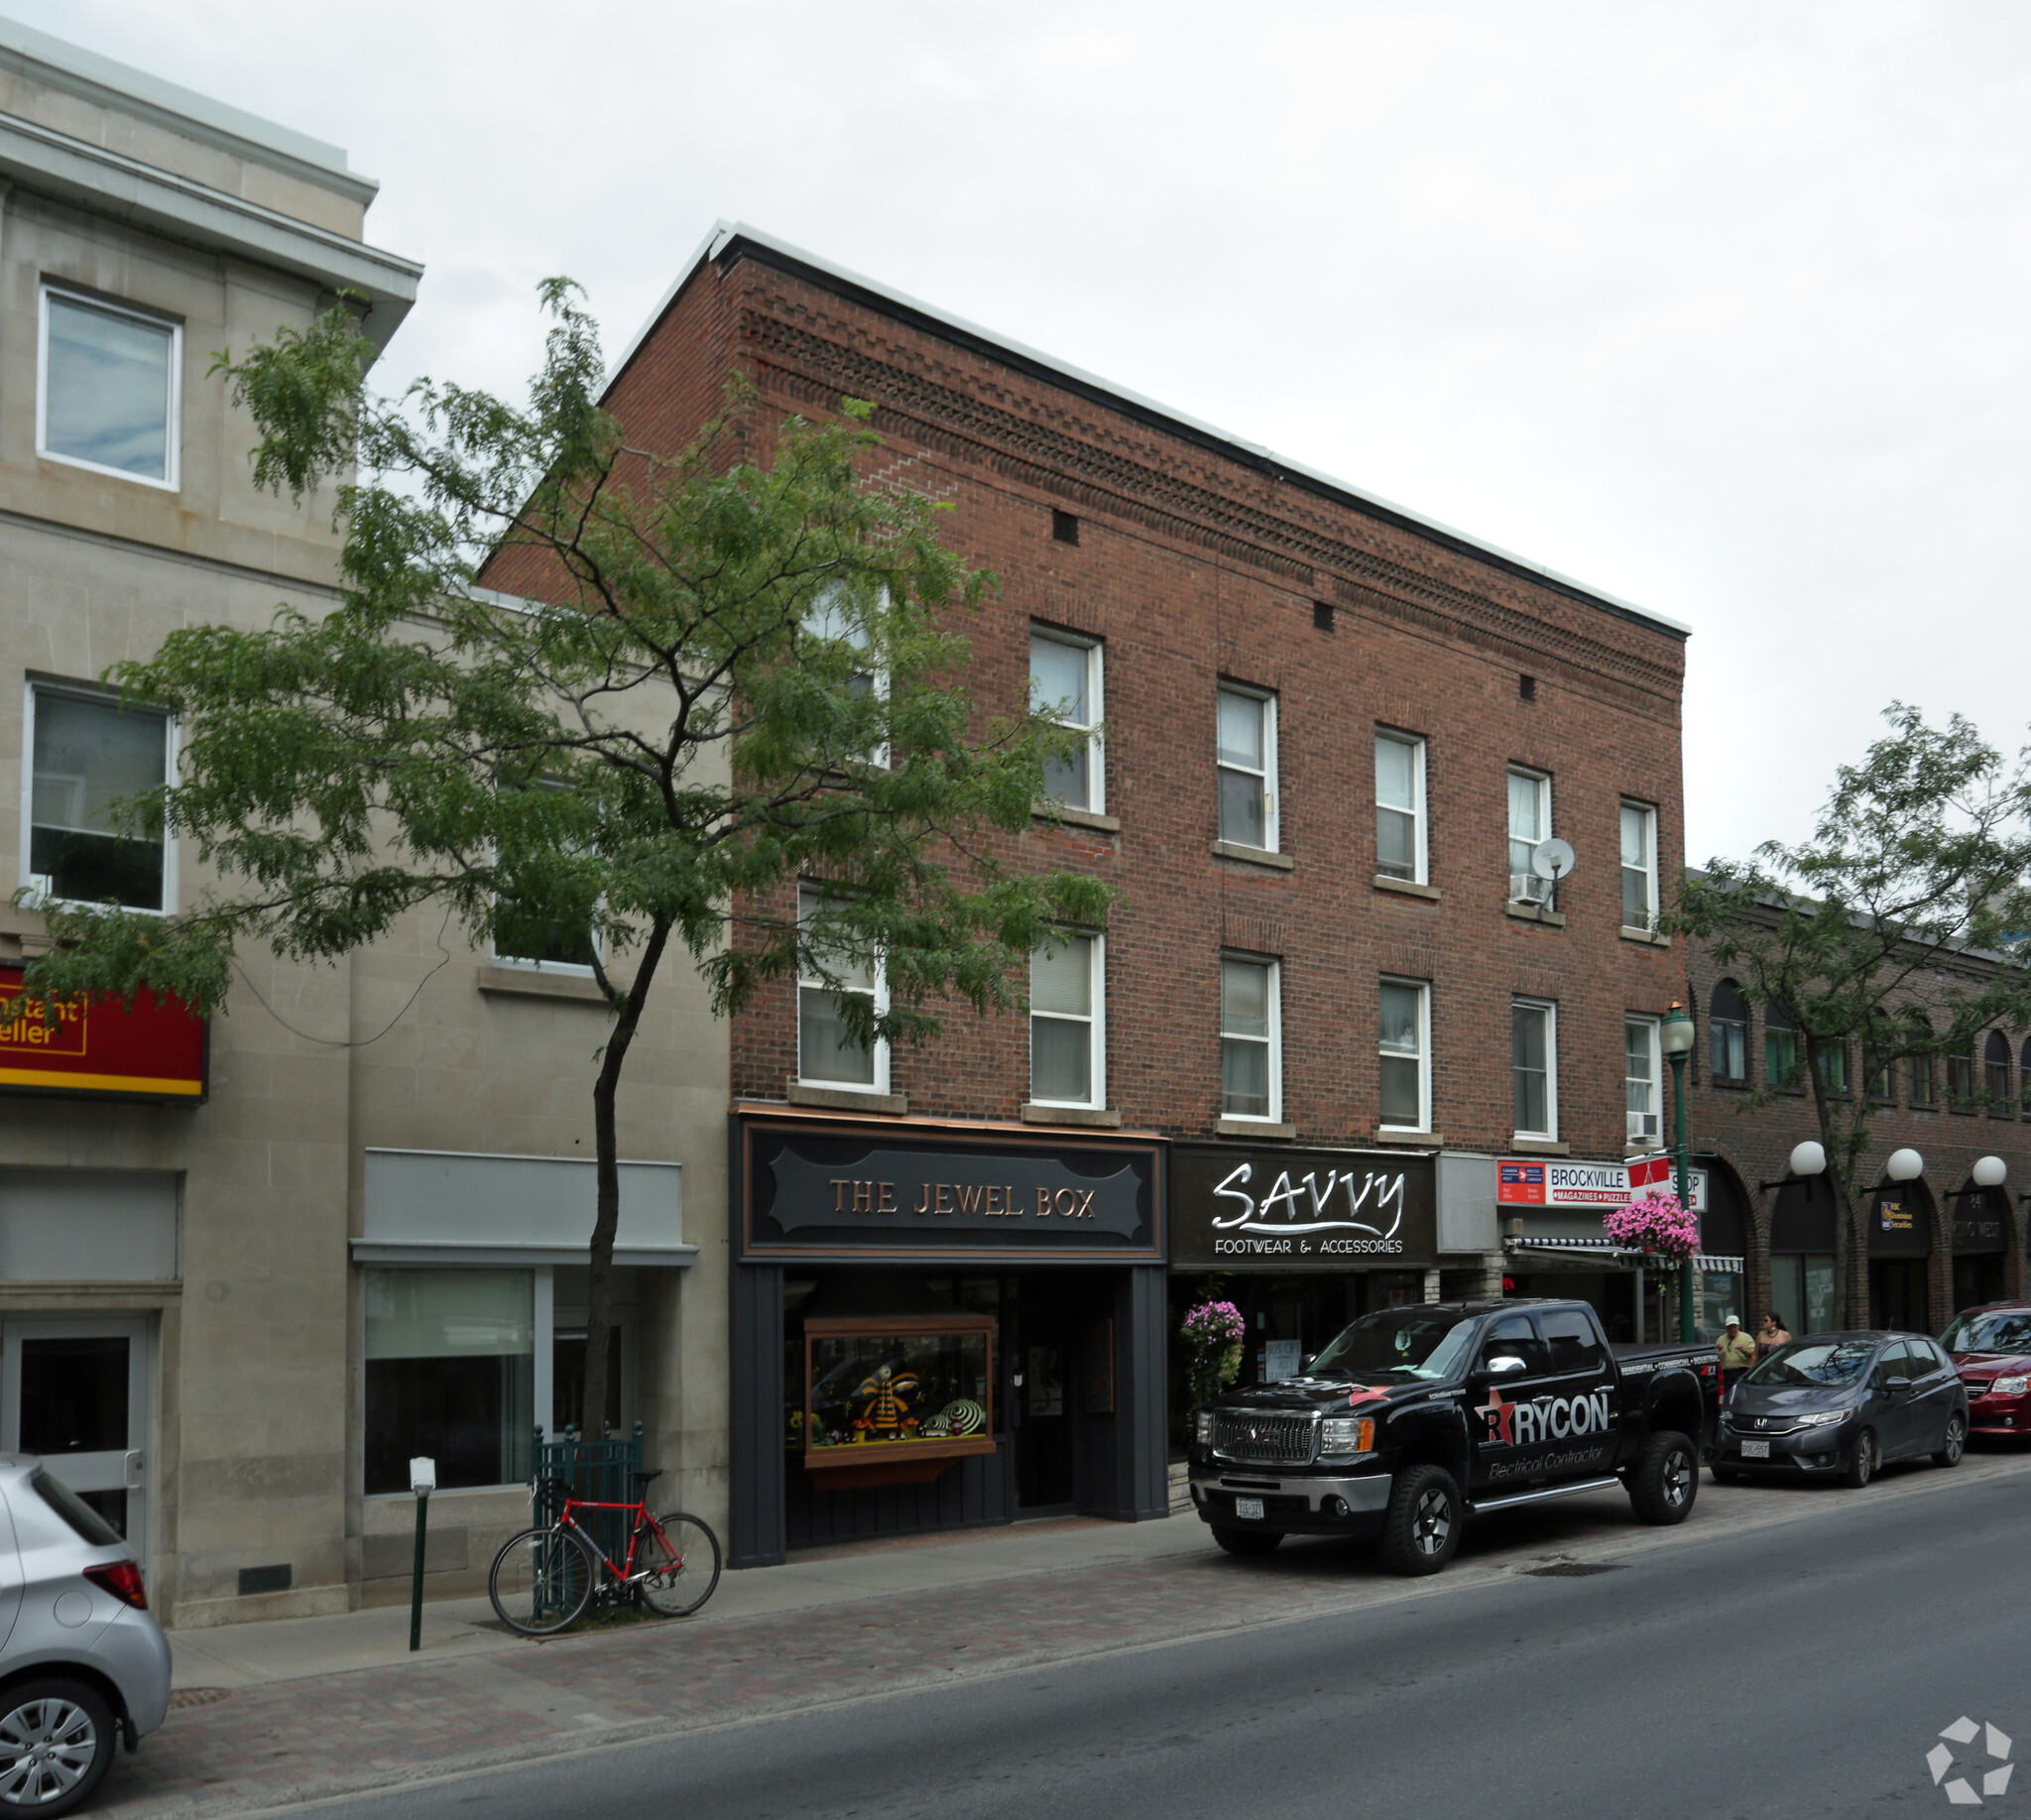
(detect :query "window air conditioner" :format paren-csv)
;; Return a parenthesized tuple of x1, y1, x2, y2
(1627, 1110, 1659, 1143)
(1510, 873, 1553, 907)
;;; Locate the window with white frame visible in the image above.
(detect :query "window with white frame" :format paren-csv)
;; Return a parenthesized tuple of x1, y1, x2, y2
(1375, 731, 1426, 883)
(1029, 629, 1103, 813)
(26, 686, 173, 911)
(797, 885, 888, 1091)
(1620, 800, 1659, 931)
(1507, 768, 1551, 906)
(1379, 978, 1431, 1132)
(1220, 955, 1279, 1120)
(39, 288, 179, 488)
(1512, 999, 1557, 1139)
(804, 582, 887, 768)
(1030, 931, 1103, 1107)
(1216, 684, 1277, 850)
(1625, 1015, 1662, 1147)
(492, 780, 597, 972)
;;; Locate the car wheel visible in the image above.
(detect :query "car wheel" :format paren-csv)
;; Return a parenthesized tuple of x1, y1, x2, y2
(1843, 1428, 1878, 1489)
(1210, 1525, 1282, 1558)
(1377, 1463, 1462, 1576)
(1628, 1431, 1700, 1525)
(0, 1679, 116, 1818)
(1933, 1413, 1967, 1469)
(1710, 1462, 1741, 1485)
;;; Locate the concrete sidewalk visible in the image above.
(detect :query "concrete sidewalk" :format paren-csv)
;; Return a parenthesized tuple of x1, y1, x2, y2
(167, 1512, 1218, 1690)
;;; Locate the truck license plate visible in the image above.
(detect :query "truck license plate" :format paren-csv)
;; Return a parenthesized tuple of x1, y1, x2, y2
(1739, 1440, 1770, 1459)
(1234, 1496, 1265, 1520)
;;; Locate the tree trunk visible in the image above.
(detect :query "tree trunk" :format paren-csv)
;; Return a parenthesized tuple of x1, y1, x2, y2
(582, 918, 673, 1442)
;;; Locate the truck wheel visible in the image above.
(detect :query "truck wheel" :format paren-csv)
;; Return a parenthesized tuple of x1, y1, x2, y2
(1627, 1431, 1699, 1524)
(1210, 1525, 1282, 1558)
(1843, 1428, 1877, 1489)
(1377, 1464, 1462, 1576)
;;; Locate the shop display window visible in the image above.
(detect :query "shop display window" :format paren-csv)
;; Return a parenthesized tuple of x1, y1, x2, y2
(798, 1315, 996, 1485)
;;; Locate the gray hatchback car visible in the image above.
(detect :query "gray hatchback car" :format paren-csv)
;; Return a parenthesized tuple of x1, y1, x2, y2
(0, 1457, 170, 1815)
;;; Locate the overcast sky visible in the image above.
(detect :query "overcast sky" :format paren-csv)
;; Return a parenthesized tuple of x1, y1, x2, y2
(22, 1, 2030, 868)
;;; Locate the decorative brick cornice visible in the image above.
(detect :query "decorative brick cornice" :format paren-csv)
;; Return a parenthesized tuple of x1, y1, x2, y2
(739, 304, 1683, 705)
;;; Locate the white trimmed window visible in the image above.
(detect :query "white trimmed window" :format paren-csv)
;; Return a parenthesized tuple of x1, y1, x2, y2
(38, 287, 180, 489)
(1512, 999, 1557, 1140)
(1379, 978, 1431, 1132)
(492, 780, 597, 973)
(1620, 800, 1659, 932)
(1029, 629, 1103, 813)
(804, 583, 888, 768)
(1507, 767, 1551, 906)
(1220, 955, 1280, 1121)
(24, 684, 174, 912)
(1030, 932, 1104, 1108)
(797, 886, 889, 1092)
(1374, 731, 1426, 883)
(1216, 684, 1277, 851)
(1625, 1015, 1662, 1147)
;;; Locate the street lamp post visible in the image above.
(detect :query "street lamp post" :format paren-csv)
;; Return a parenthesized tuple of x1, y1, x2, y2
(1660, 1001, 1698, 1343)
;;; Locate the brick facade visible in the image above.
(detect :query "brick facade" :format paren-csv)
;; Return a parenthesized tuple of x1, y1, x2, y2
(595, 230, 1692, 1165)
(1682, 938, 2031, 1334)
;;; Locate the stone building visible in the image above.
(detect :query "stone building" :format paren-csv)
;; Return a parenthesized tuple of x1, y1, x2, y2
(0, 22, 729, 1627)
(583, 222, 1699, 1562)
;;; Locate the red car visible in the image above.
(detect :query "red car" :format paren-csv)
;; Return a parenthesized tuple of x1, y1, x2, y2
(1941, 1303, 2031, 1438)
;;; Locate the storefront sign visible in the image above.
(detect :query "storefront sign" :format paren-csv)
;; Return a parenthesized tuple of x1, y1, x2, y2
(1169, 1144, 1437, 1270)
(1953, 1191, 2008, 1255)
(1497, 1156, 1708, 1213)
(0, 964, 206, 1103)
(736, 1114, 1162, 1262)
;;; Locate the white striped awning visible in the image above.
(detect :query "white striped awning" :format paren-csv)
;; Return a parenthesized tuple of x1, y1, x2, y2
(1503, 1238, 1744, 1274)
(1693, 1255, 1743, 1274)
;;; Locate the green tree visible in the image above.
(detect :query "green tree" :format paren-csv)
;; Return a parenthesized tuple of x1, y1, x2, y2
(16, 284, 1110, 1437)
(1670, 704, 2031, 1325)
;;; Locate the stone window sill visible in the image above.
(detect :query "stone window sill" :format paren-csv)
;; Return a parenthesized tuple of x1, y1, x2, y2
(475, 964, 608, 1004)
(1506, 903, 1566, 927)
(786, 1082, 909, 1115)
(1507, 1137, 1570, 1155)
(1373, 1129, 1445, 1149)
(1212, 842, 1295, 872)
(1020, 1103, 1123, 1128)
(1620, 925, 1671, 948)
(1033, 804, 1122, 834)
(1374, 876, 1440, 902)
(1214, 1118, 1295, 1139)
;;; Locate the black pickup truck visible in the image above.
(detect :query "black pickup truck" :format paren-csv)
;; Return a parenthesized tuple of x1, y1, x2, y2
(1188, 1298, 1720, 1575)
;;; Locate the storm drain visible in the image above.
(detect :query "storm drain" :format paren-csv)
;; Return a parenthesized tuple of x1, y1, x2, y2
(1522, 1562, 1626, 1577)
(167, 1688, 232, 1710)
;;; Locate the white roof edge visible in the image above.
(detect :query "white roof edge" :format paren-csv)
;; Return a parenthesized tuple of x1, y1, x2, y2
(0, 12, 376, 201)
(603, 219, 1691, 641)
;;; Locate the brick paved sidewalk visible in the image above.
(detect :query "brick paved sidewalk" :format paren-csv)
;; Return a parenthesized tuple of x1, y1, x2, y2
(98, 1452, 2031, 1819)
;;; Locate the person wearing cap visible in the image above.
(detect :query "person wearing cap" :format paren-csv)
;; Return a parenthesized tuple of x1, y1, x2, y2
(1717, 1313, 1755, 1393)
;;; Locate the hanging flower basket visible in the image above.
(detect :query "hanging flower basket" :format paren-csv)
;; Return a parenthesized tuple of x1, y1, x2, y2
(1180, 1299, 1248, 1407)
(1603, 1190, 1699, 1263)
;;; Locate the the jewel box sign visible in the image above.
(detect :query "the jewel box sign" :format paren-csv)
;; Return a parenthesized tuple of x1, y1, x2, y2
(0, 963, 207, 1103)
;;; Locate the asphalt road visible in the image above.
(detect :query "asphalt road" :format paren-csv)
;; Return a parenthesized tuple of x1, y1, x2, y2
(314, 1464, 2030, 1820)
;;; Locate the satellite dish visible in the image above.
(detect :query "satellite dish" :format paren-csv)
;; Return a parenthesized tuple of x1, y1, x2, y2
(1531, 837, 1575, 882)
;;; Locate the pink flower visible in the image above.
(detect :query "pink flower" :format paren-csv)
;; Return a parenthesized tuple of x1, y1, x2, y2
(1603, 1191, 1700, 1260)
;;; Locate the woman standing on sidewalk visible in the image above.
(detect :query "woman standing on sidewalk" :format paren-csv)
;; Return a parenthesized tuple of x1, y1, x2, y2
(1755, 1312, 1791, 1361)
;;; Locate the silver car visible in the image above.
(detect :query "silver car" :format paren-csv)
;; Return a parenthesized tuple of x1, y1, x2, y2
(0, 1458, 170, 1815)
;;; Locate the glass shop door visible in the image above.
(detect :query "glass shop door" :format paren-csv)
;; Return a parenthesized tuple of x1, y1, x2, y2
(0, 1317, 150, 1546)
(1012, 1301, 1076, 1513)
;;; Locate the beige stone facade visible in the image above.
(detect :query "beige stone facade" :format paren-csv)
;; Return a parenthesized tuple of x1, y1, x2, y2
(0, 23, 729, 1628)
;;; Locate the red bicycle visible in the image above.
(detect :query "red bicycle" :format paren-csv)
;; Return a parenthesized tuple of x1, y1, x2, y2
(489, 1471, 721, 1636)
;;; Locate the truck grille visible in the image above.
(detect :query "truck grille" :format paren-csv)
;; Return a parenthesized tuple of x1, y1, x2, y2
(1210, 1411, 1316, 1466)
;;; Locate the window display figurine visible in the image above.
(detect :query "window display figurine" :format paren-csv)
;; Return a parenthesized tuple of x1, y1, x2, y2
(853, 1363, 921, 1437)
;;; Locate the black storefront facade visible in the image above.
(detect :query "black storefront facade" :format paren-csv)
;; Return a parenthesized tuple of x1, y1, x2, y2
(728, 1107, 1170, 1567)
(1166, 1144, 1441, 1450)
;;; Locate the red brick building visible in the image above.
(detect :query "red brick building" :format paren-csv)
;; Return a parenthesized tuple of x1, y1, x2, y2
(596, 223, 1702, 1561)
(1681, 931, 2031, 1340)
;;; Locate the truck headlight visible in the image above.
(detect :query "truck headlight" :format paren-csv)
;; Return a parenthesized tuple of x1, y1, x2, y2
(1194, 1410, 1214, 1444)
(1320, 1415, 1374, 1454)
(1992, 1376, 2029, 1395)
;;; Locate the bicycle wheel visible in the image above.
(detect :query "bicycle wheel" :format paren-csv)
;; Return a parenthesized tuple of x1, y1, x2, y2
(636, 1512, 721, 1617)
(489, 1525, 594, 1636)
